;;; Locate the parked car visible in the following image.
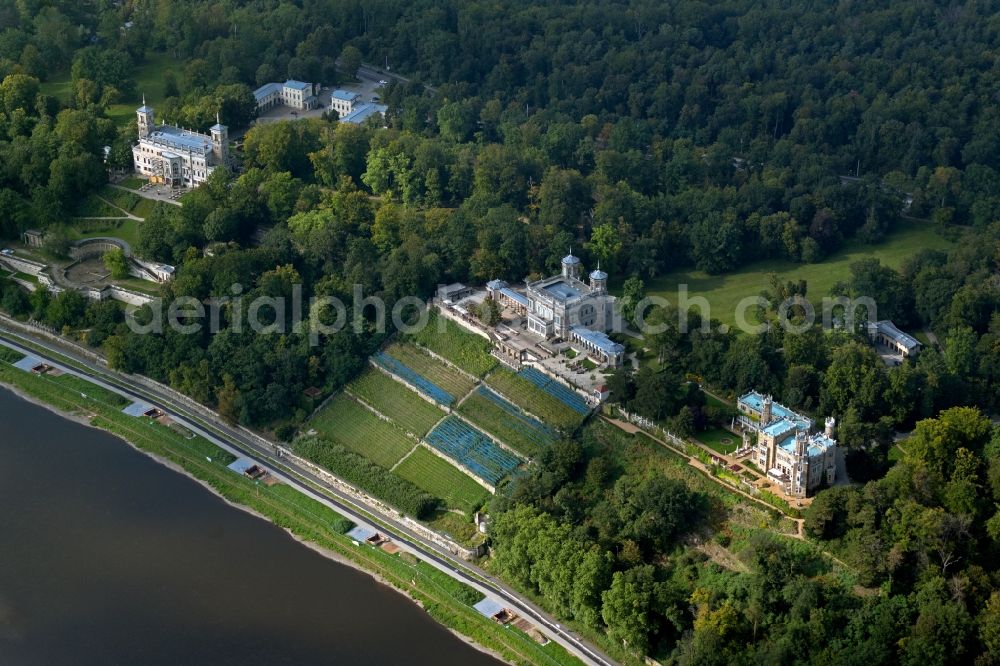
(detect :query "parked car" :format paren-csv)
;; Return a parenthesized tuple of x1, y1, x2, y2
(378, 79, 388, 86)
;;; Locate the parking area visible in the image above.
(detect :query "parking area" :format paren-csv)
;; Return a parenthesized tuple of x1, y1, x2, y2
(254, 71, 388, 126)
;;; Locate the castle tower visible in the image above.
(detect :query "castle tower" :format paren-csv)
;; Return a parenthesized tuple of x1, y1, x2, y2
(762, 395, 773, 425)
(589, 262, 608, 294)
(561, 250, 582, 280)
(765, 430, 778, 471)
(825, 416, 836, 439)
(136, 96, 155, 139)
(209, 112, 229, 165)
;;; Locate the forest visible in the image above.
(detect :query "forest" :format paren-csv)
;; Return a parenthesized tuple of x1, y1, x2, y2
(0, 0, 999, 663)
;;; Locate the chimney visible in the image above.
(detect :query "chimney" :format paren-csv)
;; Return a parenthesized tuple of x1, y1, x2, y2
(825, 416, 836, 439)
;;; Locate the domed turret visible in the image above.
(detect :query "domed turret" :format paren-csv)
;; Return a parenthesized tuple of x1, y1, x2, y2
(561, 250, 582, 279)
(589, 263, 608, 294)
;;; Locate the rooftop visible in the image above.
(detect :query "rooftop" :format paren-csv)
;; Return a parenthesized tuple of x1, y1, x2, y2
(763, 418, 798, 438)
(779, 432, 836, 458)
(284, 79, 311, 91)
(571, 326, 625, 355)
(542, 280, 581, 301)
(589, 269, 608, 281)
(869, 320, 921, 351)
(340, 103, 388, 124)
(561, 253, 581, 265)
(500, 287, 528, 308)
(146, 125, 214, 154)
(253, 82, 282, 100)
(738, 391, 813, 429)
(473, 598, 506, 619)
(332, 89, 361, 101)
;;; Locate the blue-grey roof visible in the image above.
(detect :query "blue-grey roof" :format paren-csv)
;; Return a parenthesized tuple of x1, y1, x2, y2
(473, 598, 506, 619)
(121, 400, 155, 417)
(487, 279, 508, 290)
(226, 457, 257, 475)
(209, 123, 226, 132)
(561, 254, 581, 265)
(571, 327, 625, 355)
(807, 433, 836, 456)
(340, 103, 387, 124)
(543, 280, 581, 301)
(500, 287, 528, 308)
(253, 82, 282, 100)
(779, 432, 835, 458)
(284, 79, 311, 91)
(738, 391, 813, 431)
(332, 89, 361, 101)
(136, 104, 153, 114)
(147, 125, 213, 154)
(590, 269, 608, 280)
(346, 525, 377, 542)
(12, 355, 44, 372)
(763, 418, 797, 438)
(869, 320, 920, 351)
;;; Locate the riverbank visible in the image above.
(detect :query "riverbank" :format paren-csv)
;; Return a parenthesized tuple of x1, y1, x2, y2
(0, 353, 580, 666)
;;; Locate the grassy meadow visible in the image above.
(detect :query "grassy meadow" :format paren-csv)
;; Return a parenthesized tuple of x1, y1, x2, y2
(638, 221, 955, 328)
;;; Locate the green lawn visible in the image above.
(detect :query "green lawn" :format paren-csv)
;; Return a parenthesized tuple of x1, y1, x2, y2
(394, 446, 490, 515)
(110, 277, 161, 295)
(41, 52, 179, 126)
(0, 347, 24, 363)
(696, 427, 740, 455)
(309, 393, 416, 468)
(68, 218, 141, 247)
(75, 194, 126, 218)
(384, 342, 478, 402)
(99, 186, 141, 213)
(131, 197, 158, 219)
(347, 368, 444, 437)
(409, 310, 498, 377)
(640, 221, 956, 327)
(425, 509, 485, 547)
(118, 176, 147, 190)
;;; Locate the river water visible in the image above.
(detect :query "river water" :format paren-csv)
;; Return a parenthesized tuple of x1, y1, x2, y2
(0, 387, 501, 665)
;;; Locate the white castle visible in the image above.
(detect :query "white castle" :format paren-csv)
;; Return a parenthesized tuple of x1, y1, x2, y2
(132, 100, 228, 188)
(736, 391, 838, 498)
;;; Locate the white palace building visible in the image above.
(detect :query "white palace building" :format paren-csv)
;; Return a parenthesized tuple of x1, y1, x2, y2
(132, 101, 228, 188)
(488, 253, 625, 366)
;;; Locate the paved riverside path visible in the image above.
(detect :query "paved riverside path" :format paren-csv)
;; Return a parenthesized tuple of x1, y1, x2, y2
(0, 327, 615, 666)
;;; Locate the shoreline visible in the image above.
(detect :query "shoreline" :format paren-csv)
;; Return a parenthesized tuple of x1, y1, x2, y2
(0, 380, 511, 666)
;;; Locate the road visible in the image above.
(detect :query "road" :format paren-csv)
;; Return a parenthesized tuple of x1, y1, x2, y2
(0, 325, 614, 666)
